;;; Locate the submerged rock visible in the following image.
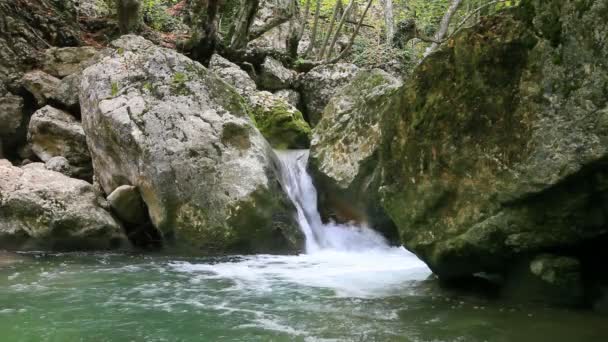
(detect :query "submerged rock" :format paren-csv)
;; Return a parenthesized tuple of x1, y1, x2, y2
(0, 160, 127, 250)
(309, 69, 401, 240)
(379, 0, 608, 298)
(80, 35, 303, 254)
(28, 105, 92, 180)
(298, 63, 359, 126)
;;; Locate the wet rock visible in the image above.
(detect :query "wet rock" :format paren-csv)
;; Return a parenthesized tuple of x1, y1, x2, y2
(258, 57, 296, 91)
(42, 46, 98, 78)
(298, 63, 359, 126)
(0, 159, 128, 250)
(21, 70, 61, 107)
(28, 106, 92, 179)
(80, 35, 303, 254)
(529, 254, 583, 304)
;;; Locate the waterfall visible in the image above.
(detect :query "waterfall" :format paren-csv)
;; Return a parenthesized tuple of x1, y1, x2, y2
(276, 150, 390, 253)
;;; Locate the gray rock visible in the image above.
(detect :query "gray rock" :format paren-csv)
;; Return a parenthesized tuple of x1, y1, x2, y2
(79, 35, 303, 254)
(298, 63, 359, 126)
(107, 185, 148, 226)
(309, 69, 401, 236)
(209, 54, 310, 149)
(0, 0, 80, 90)
(45, 156, 73, 177)
(42, 46, 98, 78)
(274, 89, 300, 108)
(379, 0, 608, 284)
(50, 73, 81, 112)
(28, 106, 92, 179)
(208, 54, 257, 96)
(21, 70, 61, 107)
(0, 93, 24, 138)
(0, 159, 128, 250)
(258, 57, 296, 91)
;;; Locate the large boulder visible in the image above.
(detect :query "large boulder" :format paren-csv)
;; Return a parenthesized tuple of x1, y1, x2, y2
(79, 36, 303, 254)
(379, 0, 608, 296)
(28, 105, 92, 179)
(298, 63, 359, 126)
(0, 160, 127, 250)
(309, 69, 401, 240)
(209, 54, 310, 149)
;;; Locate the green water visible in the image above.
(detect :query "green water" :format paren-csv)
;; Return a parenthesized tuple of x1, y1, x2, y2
(1, 251, 606, 342)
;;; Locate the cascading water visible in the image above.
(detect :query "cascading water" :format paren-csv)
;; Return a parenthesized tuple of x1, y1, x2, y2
(276, 150, 389, 253)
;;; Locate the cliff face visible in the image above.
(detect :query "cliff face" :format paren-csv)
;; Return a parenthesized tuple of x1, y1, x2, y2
(378, 0, 608, 303)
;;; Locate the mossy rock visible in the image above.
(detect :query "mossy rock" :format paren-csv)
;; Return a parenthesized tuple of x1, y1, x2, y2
(379, 0, 608, 283)
(249, 91, 311, 149)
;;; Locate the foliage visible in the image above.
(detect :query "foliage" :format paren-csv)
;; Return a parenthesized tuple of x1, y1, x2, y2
(142, 0, 182, 32)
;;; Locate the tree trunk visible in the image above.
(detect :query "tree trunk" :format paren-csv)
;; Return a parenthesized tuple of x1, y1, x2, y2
(381, 0, 394, 43)
(304, 0, 322, 57)
(317, 0, 342, 60)
(116, 0, 143, 34)
(326, 0, 355, 60)
(297, 0, 312, 41)
(329, 0, 373, 63)
(229, 0, 260, 50)
(423, 0, 463, 58)
(189, 0, 221, 64)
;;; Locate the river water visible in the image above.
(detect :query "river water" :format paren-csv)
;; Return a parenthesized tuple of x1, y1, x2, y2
(1, 151, 607, 341)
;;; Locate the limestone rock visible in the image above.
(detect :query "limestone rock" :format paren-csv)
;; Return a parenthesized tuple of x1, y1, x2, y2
(0, 93, 24, 139)
(379, 1, 608, 281)
(208, 54, 257, 96)
(28, 106, 92, 179)
(309, 69, 401, 238)
(274, 89, 300, 108)
(21, 70, 61, 107)
(45, 156, 73, 177)
(258, 57, 296, 91)
(107, 185, 148, 226)
(42, 46, 98, 78)
(0, 0, 80, 89)
(298, 63, 359, 126)
(79, 35, 303, 254)
(209, 53, 310, 149)
(50, 73, 82, 112)
(249, 91, 310, 149)
(0, 159, 128, 250)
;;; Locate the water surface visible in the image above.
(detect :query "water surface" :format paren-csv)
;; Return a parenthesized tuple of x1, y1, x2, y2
(1, 251, 607, 342)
